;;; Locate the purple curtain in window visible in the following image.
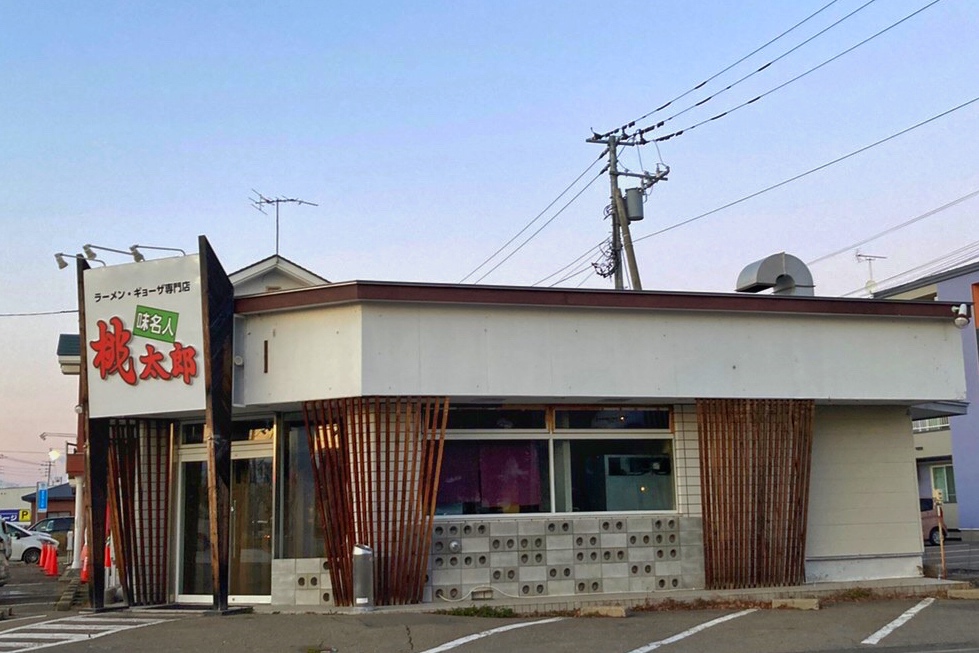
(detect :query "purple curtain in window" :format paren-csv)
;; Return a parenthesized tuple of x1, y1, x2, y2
(479, 443, 540, 509)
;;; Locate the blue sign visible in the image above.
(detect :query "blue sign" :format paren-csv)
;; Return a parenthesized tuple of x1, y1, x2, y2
(0, 509, 19, 522)
(37, 482, 48, 512)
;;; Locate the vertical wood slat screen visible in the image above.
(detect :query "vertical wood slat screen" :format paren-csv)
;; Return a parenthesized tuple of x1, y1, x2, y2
(696, 399, 814, 589)
(303, 396, 449, 606)
(107, 419, 172, 606)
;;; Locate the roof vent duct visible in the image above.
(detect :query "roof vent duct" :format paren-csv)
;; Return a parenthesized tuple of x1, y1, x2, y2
(736, 252, 815, 297)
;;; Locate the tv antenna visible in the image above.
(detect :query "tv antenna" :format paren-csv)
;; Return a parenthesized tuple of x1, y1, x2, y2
(856, 250, 887, 295)
(250, 190, 318, 256)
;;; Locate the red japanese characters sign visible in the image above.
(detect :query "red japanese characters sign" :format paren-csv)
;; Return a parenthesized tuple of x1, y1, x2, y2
(84, 255, 206, 418)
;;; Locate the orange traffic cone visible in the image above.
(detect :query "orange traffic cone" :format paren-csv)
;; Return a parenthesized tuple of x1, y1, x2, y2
(80, 544, 90, 583)
(38, 543, 48, 568)
(45, 545, 58, 577)
(104, 543, 111, 568)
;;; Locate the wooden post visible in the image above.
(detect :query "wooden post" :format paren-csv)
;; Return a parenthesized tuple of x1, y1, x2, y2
(199, 236, 235, 612)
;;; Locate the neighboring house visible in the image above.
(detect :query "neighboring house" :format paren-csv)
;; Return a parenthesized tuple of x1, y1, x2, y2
(875, 260, 979, 538)
(20, 482, 75, 522)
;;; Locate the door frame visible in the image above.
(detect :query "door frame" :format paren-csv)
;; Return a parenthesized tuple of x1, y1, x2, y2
(174, 439, 275, 605)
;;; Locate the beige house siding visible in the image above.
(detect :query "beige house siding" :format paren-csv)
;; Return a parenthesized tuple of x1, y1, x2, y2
(806, 405, 922, 581)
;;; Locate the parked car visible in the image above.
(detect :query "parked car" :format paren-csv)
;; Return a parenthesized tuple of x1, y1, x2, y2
(29, 516, 74, 551)
(5, 521, 58, 564)
(921, 497, 948, 546)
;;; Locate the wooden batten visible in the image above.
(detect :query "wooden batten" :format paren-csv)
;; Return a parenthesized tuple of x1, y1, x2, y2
(697, 399, 814, 589)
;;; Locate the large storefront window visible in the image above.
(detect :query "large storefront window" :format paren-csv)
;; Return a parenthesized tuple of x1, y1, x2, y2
(277, 423, 325, 558)
(435, 406, 675, 515)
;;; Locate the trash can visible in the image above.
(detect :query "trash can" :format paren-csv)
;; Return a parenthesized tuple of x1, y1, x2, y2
(352, 544, 374, 610)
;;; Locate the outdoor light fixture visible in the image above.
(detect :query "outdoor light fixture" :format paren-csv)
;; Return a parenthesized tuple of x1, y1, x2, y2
(55, 252, 105, 269)
(83, 243, 143, 262)
(130, 244, 187, 259)
(952, 304, 971, 329)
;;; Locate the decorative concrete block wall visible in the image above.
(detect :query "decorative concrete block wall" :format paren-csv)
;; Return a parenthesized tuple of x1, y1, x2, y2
(271, 558, 335, 607)
(428, 516, 704, 601)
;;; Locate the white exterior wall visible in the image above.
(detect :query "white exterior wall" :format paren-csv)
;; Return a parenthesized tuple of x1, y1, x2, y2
(239, 305, 364, 404)
(806, 405, 923, 582)
(238, 302, 966, 406)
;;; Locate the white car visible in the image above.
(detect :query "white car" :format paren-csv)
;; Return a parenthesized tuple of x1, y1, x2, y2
(4, 521, 58, 564)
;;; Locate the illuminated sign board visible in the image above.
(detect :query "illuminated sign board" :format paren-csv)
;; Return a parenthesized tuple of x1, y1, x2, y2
(84, 255, 205, 418)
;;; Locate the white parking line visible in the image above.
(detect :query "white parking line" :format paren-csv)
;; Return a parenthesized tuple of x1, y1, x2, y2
(861, 597, 935, 645)
(0, 613, 176, 653)
(418, 617, 565, 653)
(625, 609, 758, 653)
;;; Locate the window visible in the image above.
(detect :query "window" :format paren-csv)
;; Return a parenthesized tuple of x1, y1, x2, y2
(276, 422, 325, 558)
(437, 440, 550, 515)
(435, 405, 675, 515)
(932, 464, 957, 504)
(912, 417, 950, 433)
(554, 439, 674, 512)
(181, 418, 275, 444)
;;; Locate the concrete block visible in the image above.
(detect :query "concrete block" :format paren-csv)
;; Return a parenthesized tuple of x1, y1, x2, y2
(627, 517, 653, 533)
(575, 563, 602, 579)
(657, 561, 681, 577)
(545, 535, 573, 551)
(628, 547, 658, 562)
(461, 568, 491, 585)
(490, 552, 519, 568)
(517, 520, 547, 535)
(489, 520, 518, 536)
(601, 563, 630, 579)
(295, 589, 321, 606)
(602, 577, 631, 593)
(547, 580, 575, 596)
(518, 566, 547, 582)
(490, 582, 519, 597)
(948, 589, 979, 599)
(600, 518, 628, 533)
(271, 559, 296, 574)
(295, 558, 324, 574)
(600, 533, 628, 548)
(579, 605, 628, 618)
(519, 536, 546, 551)
(490, 568, 518, 583)
(772, 598, 820, 610)
(576, 549, 602, 564)
(460, 537, 491, 553)
(518, 551, 546, 566)
(573, 519, 600, 534)
(430, 569, 461, 586)
(546, 548, 575, 565)
(545, 521, 573, 536)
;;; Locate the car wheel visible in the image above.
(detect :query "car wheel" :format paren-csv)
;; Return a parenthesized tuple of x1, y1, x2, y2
(929, 527, 945, 546)
(23, 548, 41, 564)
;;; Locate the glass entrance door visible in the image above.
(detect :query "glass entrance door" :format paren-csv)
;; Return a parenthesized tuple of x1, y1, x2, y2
(177, 452, 273, 603)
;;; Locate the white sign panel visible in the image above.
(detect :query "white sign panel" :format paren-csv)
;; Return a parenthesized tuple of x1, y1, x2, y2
(84, 255, 206, 418)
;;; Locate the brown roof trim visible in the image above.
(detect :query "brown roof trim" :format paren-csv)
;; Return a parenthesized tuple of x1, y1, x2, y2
(233, 280, 961, 319)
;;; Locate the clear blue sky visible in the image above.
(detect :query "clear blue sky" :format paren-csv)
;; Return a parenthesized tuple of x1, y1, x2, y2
(1, 1, 977, 482)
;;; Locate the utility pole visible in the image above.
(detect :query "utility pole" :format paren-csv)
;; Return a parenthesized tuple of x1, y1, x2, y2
(586, 133, 668, 290)
(250, 191, 319, 256)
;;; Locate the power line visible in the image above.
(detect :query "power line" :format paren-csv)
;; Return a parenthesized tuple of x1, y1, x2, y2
(473, 168, 607, 284)
(460, 152, 607, 283)
(0, 309, 78, 318)
(595, 0, 845, 139)
(637, 0, 879, 139)
(542, 94, 979, 287)
(632, 94, 979, 243)
(808, 188, 979, 266)
(644, 0, 942, 143)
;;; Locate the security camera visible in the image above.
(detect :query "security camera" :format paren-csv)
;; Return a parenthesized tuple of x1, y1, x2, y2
(952, 303, 970, 329)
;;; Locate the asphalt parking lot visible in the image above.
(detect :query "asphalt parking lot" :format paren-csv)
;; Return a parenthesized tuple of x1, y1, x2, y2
(0, 543, 977, 653)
